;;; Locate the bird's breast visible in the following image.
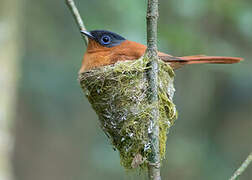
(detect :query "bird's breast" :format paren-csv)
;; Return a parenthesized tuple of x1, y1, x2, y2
(79, 51, 111, 73)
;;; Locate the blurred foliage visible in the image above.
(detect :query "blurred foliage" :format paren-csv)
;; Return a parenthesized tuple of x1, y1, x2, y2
(10, 0, 252, 180)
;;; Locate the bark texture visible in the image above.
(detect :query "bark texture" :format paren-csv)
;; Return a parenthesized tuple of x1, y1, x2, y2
(145, 0, 161, 180)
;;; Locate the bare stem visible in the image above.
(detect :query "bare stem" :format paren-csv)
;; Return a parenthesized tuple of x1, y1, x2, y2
(229, 152, 252, 180)
(65, 0, 88, 45)
(145, 0, 161, 180)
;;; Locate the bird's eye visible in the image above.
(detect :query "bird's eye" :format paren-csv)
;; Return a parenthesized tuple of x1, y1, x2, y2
(101, 35, 111, 45)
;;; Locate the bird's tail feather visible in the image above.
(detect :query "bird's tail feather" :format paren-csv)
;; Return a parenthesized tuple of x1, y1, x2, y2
(179, 56, 243, 64)
(159, 55, 242, 69)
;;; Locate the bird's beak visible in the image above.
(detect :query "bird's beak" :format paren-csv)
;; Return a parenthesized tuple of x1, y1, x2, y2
(81, 30, 94, 39)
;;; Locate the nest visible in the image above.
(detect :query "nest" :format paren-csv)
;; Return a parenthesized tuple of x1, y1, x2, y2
(79, 57, 177, 169)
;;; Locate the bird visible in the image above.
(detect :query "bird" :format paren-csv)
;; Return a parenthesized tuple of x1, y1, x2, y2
(79, 30, 242, 73)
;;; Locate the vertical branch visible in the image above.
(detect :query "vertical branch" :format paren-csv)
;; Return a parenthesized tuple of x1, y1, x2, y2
(229, 152, 252, 180)
(65, 0, 88, 45)
(1, 0, 23, 179)
(145, 0, 161, 180)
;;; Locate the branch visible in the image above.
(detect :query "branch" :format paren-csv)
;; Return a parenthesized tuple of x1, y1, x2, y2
(145, 0, 161, 180)
(229, 152, 252, 180)
(65, 0, 88, 45)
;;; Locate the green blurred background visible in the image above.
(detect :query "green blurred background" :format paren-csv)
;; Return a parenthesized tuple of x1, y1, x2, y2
(0, 0, 251, 179)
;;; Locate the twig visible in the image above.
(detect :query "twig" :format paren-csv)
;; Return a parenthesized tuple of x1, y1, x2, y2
(65, 0, 88, 45)
(145, 0, 161, 180)
(229, 152, 252, 180)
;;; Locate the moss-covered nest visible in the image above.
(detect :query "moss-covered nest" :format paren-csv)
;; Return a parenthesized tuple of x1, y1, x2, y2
(79, 57, 177, 169)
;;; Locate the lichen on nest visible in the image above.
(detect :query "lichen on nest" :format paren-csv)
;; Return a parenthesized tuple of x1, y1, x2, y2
(79, 57, 177, 169)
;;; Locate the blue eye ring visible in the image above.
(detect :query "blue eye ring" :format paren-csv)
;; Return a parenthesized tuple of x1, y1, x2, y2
(101, 35, 111, 45)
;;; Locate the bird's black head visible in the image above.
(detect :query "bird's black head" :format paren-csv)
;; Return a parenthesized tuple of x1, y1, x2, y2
(81, 30, 126, 48)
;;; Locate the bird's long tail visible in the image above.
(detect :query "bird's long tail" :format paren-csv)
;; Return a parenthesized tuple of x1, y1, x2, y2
(179, 55, 242, 64)
(160, 55, 243, 69)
